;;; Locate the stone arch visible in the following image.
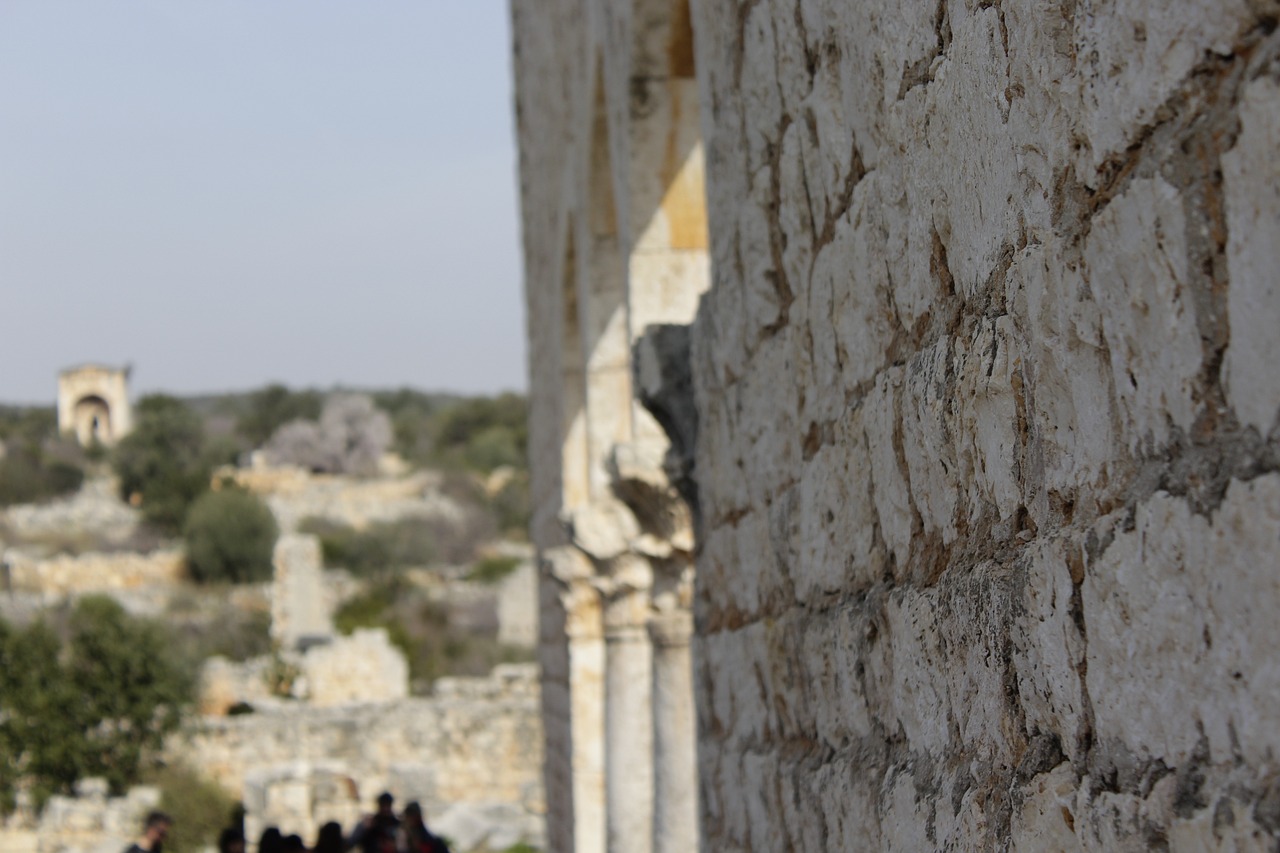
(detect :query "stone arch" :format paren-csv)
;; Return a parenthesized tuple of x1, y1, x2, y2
(72, 394, 113, 446)
(56, 365, 132, 447)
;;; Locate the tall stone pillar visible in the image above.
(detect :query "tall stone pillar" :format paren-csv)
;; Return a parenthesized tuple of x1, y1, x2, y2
(649, 609, 697, 853)
(603, 585, 654, 853)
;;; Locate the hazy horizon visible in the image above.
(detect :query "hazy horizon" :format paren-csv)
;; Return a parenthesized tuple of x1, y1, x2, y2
(1, 2, 527, 406)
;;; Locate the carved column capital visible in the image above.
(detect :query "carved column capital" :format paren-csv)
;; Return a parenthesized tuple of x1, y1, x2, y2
(648, 609, 693, 648)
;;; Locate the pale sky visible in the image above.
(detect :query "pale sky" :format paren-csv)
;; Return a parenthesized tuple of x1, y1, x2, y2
(0, 1, 525, 404)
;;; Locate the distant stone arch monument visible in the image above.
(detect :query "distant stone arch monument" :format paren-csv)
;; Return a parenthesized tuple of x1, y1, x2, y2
(57, 364, 133, 446)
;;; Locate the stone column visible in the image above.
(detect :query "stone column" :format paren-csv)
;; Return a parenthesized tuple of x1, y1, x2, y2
(649, 609, 697, 853)
(603, 586, 654, 853)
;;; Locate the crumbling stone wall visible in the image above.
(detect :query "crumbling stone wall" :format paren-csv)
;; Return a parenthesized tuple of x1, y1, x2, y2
(514, 0, 1280, 850)
(181, 664, 544, 852)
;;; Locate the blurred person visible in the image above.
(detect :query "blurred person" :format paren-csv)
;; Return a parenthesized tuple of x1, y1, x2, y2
(218, 828, 246, 853)
(257, 827, 284, 853)
(348, 792, 400, 853)
(312, 821, 345, 853)
(124, 811, 172, 853)
(398, 802, 449, 853)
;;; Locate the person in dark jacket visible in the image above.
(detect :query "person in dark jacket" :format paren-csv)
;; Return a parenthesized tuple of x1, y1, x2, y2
(398, 802, 449, 853)
(348, 792, 401, 853)
(123, 811, 172, 853)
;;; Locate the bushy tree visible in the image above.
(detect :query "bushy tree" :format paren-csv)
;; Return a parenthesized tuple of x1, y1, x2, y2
(68, 597, 193, 792)
(183, 487, 279, 584)
(263, 393, 392, 475)
(431, 394, 528, 473)
(0, 408, 85, 507)
(113, 396, 216, 533)
(0, 445, 84, 507)
(0, 598, 193, 811)
(236, 384, 322, 449)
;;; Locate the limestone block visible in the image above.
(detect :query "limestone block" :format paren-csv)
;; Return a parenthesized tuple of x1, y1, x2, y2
(738, 2, 785, 175)
(864, 368, 915, 573)
(797, 178, 896, 425)
(1006, 242, 1116, 505)
(736, 334, 801, 510)
(692, 379, 749, 522)
(1087, 176, 1201, 449)
(734, 176, 785, 338)
(1010, 763, 1080, 852)
(900, 340, 961, 546)
(1084, 475, 1280, 767)
(776, 127, 816, 310)
(300, 629, 408, 708)
(1223, 76, 1280, 435)
(1075, 0, 1253, 175)
(699, 623, 770, 747)
(953, 315, 1022, 523)
(880, 770, 934, 853)
(907, 6, 1022, 293)
(799, 608, 873, 749)
(1013, 537, 1088, 763)
(795, 55, 853, 227)
(793, 417, 880, 604)
(884, 589, 952, 757)
(271, 534, 332, 649)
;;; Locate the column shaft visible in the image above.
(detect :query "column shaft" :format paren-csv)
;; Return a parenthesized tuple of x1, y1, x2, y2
(605, 594, 654, 853)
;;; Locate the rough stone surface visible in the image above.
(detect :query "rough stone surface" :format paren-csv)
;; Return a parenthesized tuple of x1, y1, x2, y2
(514, 0, 1280, 850)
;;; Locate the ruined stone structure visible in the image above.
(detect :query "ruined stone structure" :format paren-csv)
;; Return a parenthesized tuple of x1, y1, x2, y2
(56, 365, 131, 447)
(185, 664, 545, 853)
(514, 1, 1280, 850)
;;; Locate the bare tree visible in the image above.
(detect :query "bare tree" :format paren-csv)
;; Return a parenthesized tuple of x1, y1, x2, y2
(263, 393, 392, 475)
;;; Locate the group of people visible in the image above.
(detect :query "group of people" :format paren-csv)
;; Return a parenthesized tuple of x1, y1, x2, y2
(125, 793, 449, 853)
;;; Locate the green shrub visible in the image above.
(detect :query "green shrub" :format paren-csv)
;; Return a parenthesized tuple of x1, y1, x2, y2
(113, 396, 215, 534)
(148, 763, 239, 853)
(0, 412, 86, 508)
(467, 555, 521, 585)
(0, 451, 84, 506)
(183, 488, 279, 584)
(299, 516, 436, 576)
(429, 394, 528, 473)
(333, 580, 415, 661)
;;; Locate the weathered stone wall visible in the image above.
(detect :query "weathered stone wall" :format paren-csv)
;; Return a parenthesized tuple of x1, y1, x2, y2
(685, 1, 1280, 849)
(2, 548, 185, 596)
(0, 780, 160, 853)
(222, 464, 464, 533)
(514, 0, 1280, 849)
